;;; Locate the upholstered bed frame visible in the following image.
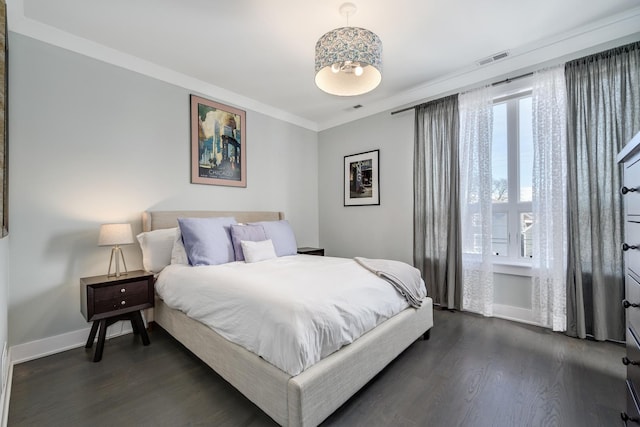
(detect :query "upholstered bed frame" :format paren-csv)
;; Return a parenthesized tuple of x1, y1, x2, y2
(143, 210, 434, 427)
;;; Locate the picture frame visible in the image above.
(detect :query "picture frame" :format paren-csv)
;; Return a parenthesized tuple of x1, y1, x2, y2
(190, 95, 246, 187)
(344, 150, 380, 206)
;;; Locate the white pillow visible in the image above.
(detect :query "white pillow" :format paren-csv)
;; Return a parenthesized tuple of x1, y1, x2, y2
(136, 228, 177, 273)
(170, 227, 189, 265)
(241, 239, 277, 263)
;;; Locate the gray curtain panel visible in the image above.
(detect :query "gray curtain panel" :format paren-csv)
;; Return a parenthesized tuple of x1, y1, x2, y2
(565, 41, 640, 341)
(414, 95, 461, 309)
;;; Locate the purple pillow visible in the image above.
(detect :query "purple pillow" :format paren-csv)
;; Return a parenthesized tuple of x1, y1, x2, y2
(230, 224, 267, 261)
(249, 220, 297, 257)
(177, 217, 237, 266)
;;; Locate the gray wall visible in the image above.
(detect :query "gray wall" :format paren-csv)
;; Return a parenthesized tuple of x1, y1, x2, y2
(494, 274, 532, 308)
(7, 33, 319, 346)
(318, 111, 415, 264)
(318, 108, 533, 315)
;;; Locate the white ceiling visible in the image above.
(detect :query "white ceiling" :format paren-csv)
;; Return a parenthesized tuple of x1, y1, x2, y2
(8, 0, 640, 130)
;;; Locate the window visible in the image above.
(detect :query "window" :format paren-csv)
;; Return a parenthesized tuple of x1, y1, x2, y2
(491, 91, 533, 261)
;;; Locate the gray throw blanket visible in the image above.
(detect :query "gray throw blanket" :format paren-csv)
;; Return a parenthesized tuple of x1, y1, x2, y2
(354, 257, 427, 308)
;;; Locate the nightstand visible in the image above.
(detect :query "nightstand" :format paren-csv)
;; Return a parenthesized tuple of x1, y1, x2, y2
(80, 270, 154, 362)
(297, 247, 325, 256)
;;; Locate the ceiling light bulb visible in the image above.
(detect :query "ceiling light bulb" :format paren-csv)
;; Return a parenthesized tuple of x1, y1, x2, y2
(354, 65, 363, 76)
(331, 63, 341, 73)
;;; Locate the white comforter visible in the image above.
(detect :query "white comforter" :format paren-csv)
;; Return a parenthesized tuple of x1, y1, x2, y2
(155, 255, 423, 376)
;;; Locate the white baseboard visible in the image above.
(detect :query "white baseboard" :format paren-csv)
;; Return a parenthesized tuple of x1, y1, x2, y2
(10, 321, 133, 365)
(493, 304, 541, 326)
(1, 343, 6, 392)
(1, 354, 11, 427)
(0, 342, 8, 427)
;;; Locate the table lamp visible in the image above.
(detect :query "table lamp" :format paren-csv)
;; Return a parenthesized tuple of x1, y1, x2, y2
(98, 223, 134, 277)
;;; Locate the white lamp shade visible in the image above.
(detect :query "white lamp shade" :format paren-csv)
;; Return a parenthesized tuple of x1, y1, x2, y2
(315, 64, 381, 96)
(98, 223, 134, 246)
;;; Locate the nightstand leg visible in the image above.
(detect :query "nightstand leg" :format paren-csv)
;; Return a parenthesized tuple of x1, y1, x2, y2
(93, 319, 108, 362)
(130, 316, 140, 335)
(133, 311, 150, 346)
(85, 321, 99, 348)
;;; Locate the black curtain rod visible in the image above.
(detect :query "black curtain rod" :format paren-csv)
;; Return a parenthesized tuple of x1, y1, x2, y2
(491, 71, 533, 86)
(390, 102, 427, 116)
(390, 71, 534, 116)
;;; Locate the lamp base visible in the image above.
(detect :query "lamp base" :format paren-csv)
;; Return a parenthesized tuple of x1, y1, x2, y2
(107, 245, 129, 278)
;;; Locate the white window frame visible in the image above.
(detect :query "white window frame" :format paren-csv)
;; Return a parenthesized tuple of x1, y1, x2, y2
(491, 83, 533, 270)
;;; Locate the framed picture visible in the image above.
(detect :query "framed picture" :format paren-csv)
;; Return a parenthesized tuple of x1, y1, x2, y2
(344, 150, 380, 206)
(190, 95, 246, 187)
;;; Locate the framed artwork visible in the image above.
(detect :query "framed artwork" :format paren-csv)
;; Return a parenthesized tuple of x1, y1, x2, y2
(344, 150, 380, 206)
(190, 95, 246, 187)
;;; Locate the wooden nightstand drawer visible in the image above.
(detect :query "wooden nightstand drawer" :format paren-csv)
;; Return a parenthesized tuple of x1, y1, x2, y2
(81, 271, 154, 321)
(93, 279, 150, 314)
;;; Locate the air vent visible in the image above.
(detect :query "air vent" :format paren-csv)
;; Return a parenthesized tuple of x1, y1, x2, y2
(476, 51, 510, 66)
(493, 51, 509, 61)
(344, 104, 364, 112)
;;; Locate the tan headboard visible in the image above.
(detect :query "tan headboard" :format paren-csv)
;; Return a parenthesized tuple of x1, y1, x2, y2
(142, 210, 285, 232)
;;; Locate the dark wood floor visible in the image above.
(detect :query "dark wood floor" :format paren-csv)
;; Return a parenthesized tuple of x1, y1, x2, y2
(8, 309, 624, 427)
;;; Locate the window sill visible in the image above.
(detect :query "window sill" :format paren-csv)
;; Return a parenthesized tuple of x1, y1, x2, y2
(493, 261, 532, 277)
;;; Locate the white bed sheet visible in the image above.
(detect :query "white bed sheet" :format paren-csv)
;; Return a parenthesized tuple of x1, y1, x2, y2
(155, 255, 423, 376)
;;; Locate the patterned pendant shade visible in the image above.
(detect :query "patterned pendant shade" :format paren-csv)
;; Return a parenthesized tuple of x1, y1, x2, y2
(315, 26, 382, 96)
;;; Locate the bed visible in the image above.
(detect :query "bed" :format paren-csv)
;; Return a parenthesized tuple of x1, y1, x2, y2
(142, 210, 434, 427)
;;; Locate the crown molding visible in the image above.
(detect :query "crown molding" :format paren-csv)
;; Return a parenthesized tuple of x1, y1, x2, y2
(317, 6, 640, 131)
(6, 0, 319, 132)
(6, 0, 640, 132)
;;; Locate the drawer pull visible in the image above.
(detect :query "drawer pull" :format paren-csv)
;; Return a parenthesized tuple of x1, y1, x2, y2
(622, 186, 638, 195)
(624, 300, 640, 309)
(120, 288, 126, 293)
(622, 356, 640, 366)
(120, 301, 126, 306)
(623, 243, 639, 251)
(621, 412, 640, 423)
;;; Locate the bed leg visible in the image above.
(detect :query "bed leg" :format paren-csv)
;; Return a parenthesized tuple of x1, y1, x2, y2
(423, 329, 431, 340)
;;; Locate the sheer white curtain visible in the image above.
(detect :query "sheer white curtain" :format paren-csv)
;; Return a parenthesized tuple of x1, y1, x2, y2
(531, 66, 568, 331)
(459, 86, 494, 316)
